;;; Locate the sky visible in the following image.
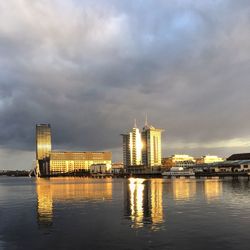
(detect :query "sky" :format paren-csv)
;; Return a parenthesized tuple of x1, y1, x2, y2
(1, 0, 250, 170)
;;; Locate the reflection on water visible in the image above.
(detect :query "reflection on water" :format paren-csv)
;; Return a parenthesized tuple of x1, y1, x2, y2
(2, 177, 250, 250)
(150, 179, 163, 226)
(170, 179, 223, 202)
(204, 179, 222, 201)
(172, 179, 197, 201)
(125, 178, 164, 230)
(36, 178, 112, 227)
(37, 182, 53, 227)
(127, 178, 145, 227)
(124, 178, 225, 230)
(36, 177, 224, 230)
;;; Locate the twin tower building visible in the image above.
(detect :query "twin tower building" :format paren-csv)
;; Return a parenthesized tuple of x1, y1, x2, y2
(121, 118, 164, 169)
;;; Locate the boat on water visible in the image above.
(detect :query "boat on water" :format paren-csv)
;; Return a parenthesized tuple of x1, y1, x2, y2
(162, 167, 195, 177)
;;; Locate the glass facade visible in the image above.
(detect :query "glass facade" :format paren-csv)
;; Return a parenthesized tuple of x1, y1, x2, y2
(36, 124, 52, 176)
(35, 124, 112, 176)
(36, 124, 52, 160)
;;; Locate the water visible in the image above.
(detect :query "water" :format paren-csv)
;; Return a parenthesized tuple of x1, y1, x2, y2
(0, 177, 250, 250)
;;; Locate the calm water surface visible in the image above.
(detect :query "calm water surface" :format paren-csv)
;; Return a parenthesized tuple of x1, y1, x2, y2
(0, 177, 250, 250)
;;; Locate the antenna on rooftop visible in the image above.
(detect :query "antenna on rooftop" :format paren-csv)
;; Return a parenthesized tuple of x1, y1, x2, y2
(145, 113, 148, 127)
(134, 118, 137, 128)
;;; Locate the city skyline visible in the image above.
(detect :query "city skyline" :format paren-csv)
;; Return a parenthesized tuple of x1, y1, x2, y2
(1, 1, 250, 170)
(1, 116, 250, 170)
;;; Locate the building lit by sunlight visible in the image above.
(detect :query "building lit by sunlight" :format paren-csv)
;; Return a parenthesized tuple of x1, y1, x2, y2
(121, 122, 142, 167)
(121, 118, 164, 170)
(35, 124, 111, 176)
(141, 125, 164, 168)
(50, 151, 112, 174)
(130, 126, 143, 165)
(196, 155, 224, 165)
(162, 155, 195, 170)
(36, 124, 52, 176)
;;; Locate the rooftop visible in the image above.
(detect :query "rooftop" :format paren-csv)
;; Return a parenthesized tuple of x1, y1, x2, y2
(227, 153, 250, 161)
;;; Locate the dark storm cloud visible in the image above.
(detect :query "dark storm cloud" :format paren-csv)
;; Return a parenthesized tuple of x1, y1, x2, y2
(1, 0, 250, 168)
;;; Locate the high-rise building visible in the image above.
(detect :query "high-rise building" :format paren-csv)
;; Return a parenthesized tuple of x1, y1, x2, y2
(36, 124, 52, 160)
(121, 120, 142, 168)
(141, 117, 164, 168)
(36, 124, 52, 176)
(121, 134, 130, 167)
(121, 118, 163, 169)
(130, 122, 142, 165)
(35, 124, 112, 176)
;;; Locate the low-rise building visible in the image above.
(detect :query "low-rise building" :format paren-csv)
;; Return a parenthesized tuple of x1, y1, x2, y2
(208, 160, 250, 172)
(50, 151, 112, 174)
(196, 155, 224, 165)
(227, 153, 250, 161)
(239, 161, 250, 172)
(111, 162, 124, 174)
(90, 163, 112, 173)
(162, 155, 195, 169)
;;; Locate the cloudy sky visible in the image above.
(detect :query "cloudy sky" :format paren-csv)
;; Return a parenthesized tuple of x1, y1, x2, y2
(1, 0, 250, 170)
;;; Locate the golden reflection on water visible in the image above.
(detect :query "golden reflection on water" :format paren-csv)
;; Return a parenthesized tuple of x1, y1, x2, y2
(126, 178, 164, 230)
(204, 179, 222, 201)
(128, 178, 144, 227)
(37, 181, 53, 226)
(150, 179, 163, 226)
(36, 177, 224, 229)
(36, 177, 112, 226)
(172, 179, 197, 201)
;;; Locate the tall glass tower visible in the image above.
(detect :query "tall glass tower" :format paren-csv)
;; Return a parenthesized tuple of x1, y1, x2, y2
(36, 124, 52, 176)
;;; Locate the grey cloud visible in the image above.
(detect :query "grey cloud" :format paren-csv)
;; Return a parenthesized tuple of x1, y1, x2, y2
(1, 0, 250, 169)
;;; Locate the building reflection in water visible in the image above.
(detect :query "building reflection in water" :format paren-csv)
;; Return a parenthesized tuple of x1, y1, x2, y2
(125, 178, 164, 230)
(204, 179, 222, 201)
(150, 179, 163, 227)
(37, 181, 53, 227)
(172, 179, 197, 201)
(36, 178, 112, 227)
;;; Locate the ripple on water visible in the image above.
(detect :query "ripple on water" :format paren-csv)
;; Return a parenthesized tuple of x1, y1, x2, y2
(1, 178, 250, 250)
